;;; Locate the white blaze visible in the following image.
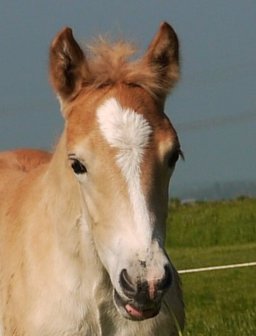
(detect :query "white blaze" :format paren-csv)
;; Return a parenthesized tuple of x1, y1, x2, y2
(97, 98, 153, 245)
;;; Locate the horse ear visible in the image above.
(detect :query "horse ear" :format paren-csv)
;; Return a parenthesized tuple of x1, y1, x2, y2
(143, 22, 180, 97)
(49, 27, 90, 105)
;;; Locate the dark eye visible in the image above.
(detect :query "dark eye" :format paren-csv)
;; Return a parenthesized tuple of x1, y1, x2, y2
(168, 149, 184, 168)
(71, 159, 87, 174)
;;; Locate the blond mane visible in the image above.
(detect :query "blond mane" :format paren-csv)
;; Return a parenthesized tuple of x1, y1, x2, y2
(83, 38, 179, 97)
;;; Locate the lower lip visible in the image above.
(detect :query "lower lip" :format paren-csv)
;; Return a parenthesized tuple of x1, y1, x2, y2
(114, 290, 159, 320)
(125, 303, 158, 320)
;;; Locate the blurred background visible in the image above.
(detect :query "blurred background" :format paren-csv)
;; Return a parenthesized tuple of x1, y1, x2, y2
(1, 0, 255, 200)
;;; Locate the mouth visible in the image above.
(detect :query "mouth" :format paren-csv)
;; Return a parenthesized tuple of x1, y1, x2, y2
(113, 290, 160, 321)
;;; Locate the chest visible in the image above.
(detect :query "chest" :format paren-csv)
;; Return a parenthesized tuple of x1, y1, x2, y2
(26, 275, 113, 336)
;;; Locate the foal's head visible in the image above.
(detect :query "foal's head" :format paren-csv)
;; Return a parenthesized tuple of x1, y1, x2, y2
(49, 23, 181, 321)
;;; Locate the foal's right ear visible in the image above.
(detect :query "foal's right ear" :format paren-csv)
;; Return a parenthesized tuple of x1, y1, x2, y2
(49, 27, 90, 106)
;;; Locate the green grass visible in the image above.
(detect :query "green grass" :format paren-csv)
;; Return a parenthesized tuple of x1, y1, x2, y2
(166, 197, 256, 248)
(169, 243, 256, 270)
(182, 268, 256, 336)
(166, 197, 256, 335)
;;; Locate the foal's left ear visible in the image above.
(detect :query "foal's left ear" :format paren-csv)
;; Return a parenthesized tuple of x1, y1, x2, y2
(49, 27, 90, 106)
(143, 22, 180, 97)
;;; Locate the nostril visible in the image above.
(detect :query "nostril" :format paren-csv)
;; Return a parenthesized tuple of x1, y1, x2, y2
(119, 269, 136, 298)
(157, 265, 172, 292)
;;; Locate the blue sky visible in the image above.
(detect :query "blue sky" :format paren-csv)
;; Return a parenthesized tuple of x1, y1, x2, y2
(0, 1, 255, 197)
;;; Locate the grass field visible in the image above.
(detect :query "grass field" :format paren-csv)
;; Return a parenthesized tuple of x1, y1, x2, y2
(166, 197, 256, 335)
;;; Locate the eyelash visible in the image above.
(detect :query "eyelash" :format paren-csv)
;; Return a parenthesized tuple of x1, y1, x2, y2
(168, 149, 184, 167)
(68, 154, 87, 174)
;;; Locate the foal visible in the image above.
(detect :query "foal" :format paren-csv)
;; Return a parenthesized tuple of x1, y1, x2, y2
(0, 22, 184, 335)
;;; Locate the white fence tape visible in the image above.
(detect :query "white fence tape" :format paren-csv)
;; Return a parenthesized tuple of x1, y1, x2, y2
(178, 261, 256, 274)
